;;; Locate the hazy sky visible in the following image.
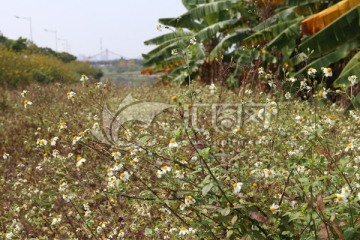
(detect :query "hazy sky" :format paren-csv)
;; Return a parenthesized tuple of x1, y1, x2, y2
(0, 0, 187, 59)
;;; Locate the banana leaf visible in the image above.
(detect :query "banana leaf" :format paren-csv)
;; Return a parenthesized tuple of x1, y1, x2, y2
(298, 6, 360, 58)
(333, 51, 360, 88)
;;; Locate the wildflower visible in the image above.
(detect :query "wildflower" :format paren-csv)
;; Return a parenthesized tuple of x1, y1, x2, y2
(348, 75, 357, 86)
(296, 165, 306, 173)
(171, 49, 178, 56)
(95, 82, 106, 88)
(76, 155, 86, 168)
(245, 89, 252, 95)
(80, 74, 89, 82)
(233, 128, 241, 134)
(209, 83, 217, 94)
(111, 151, 121, 160)
(23, 99, 32, 108)
(171, 96, 178, 102)
(321, 67, 333, 77)
(345, 142, 354, 152)
(72, 135, 81, 145)
(270, 203, 279, 214)
(175, 170, 184, 179)
(179, 226, 188, 235)
(161, 165, 171, 173)
(232, 182, 243, 194)
(285, 92, 291, 100)
(50, 136, 59, 146)
(287, 77, 297, 82)
(3, 153, 10, 159)
(317, 88, 327, 99)
(51, 215, 62, 225)
(52, 149, 60, 158)
(119, 171, 130, 181)
(307, 67, 317, 77)
(168, 139, 178, 148)
(258, 67, 265, 76)
(184, 196, 196, 206)
(335, 193, 347, 204)
(190, 36, 196, 45)
(187, 103, 193, 109)
(36, 139, 48, 147)
(295, 115, 305, 124)
(263, 169, 275, 178)
(57, 122, 67, 131)
(21, 90, 28, 98)
(341, 186, 351, 198)
(66, 90, 76, 100)
(324, 115, 334, 125)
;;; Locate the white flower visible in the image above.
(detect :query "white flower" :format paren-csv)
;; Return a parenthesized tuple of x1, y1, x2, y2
(58, 182, 68, 192)
(23, 99, 32, 108)
(245, 89, 253, 95)
(76, 156, 86, 168)
(307, 67, 317, 76)
(285, 92, 291, 99)
(341, 186, 351, 198)
(179, 226, 189, 235)
(72, 135, 82, 145)
(295, 115, 305, 124)
(232, 182, 243, 194)
(171, 49, 178, 56)
(119, 171, 130, 181)
(51, 215, 62, 225)
(112, 162, 123, 171)
(168, 139, 178, 148)
(3, 153, 10, 159)
(321, 67, 333, 77)
(335, 193, 347, 204)
(184, 196, 196, 206)
(190, 36, 196, 45)
(324, 115, 334, 125)
(95, 82, 106, 88)
(50, 136, 59, 146)
(209, 83, 217, 94)
(80, 74, 89, 82)
(258, 67, 265, 75)
(287, 77, 297, 82)
(111, 151, 121, 160)
(318, 88, 327, 99)
(348, 75, 357, 86)
(67, 91, 76, 100)
(57, 122, 67, 131)
(36, 139, 48, 147)
(21, 90, 28, 98)
(175, 170, 185, 179)
(262, 168, 275, 178)
(270, 203, 279, 214)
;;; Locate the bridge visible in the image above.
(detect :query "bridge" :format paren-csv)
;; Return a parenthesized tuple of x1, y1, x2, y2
(82, 49, 125, 63)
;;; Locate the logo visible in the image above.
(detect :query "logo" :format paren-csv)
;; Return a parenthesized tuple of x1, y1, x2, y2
(93, 95, 271, 144)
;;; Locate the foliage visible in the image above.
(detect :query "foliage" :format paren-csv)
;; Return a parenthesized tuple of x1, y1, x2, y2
(0, 69, 359, 238)
(143, 0, 360, 108)
(0, 35, 102, 87)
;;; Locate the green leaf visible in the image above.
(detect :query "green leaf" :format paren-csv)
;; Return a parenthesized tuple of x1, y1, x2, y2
(202, 182, 214, 196)
(333, 51, 360, 88)
(220, 207, 231, 216)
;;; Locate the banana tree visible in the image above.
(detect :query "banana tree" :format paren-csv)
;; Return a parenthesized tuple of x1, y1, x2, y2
(143, 0, 253, 84)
